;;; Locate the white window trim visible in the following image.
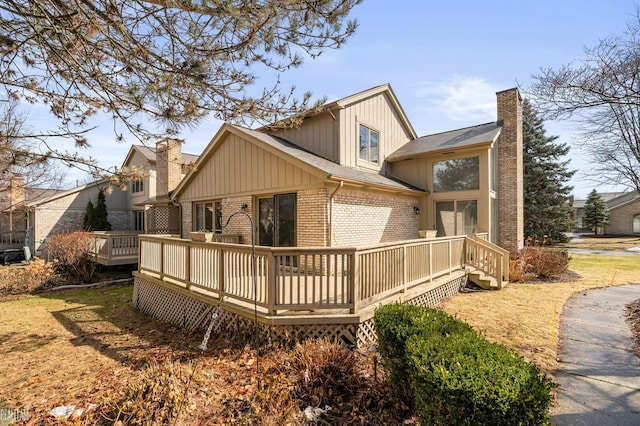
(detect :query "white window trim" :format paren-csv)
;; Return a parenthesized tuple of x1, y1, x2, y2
(357, 122, 381, 169)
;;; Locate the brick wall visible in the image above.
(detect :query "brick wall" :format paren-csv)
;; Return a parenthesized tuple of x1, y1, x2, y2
(496, 88, 524, 253)
(604, 200, 640, 234)
(221, 196, 253, 244)
(332, 188, 420, 246)
(297, 188, 329, 246)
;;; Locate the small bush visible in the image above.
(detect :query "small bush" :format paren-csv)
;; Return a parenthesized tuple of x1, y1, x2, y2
(374, 303, 473, 402)
(0, 258, 55, 295)
(510, 239, 568, 282)
(374, 304, 557, 425)
(46, 231, 97, 283)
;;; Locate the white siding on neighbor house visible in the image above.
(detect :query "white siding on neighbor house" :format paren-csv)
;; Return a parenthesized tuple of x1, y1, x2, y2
(177, 133, 321, 202)
(339, 91, 413, 170)
(268, 112, 338, 162)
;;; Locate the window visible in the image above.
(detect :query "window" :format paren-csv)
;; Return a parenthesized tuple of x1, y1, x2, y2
(131, 179, 144, 194)
(134, 210, 145, 231)
(634, 215, 640, 234)
(258, 193, 296, 247)
(433, 156, 480, 192)
(194, 201, 222, 232)
(435, 200, 478, 237)
(359, 125, 379, 164)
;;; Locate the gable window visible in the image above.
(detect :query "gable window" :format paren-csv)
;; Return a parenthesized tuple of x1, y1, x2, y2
(134, 210, 145, 231)
(131, 179, 144, 194)
(359, 125, 379, 164)
(634, 215, 640, 234)
(194, 201, 222, 232)
(433, 156, 480, 192)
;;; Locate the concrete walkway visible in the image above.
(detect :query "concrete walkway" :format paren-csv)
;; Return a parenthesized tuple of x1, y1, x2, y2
(552, 284, 640, 425)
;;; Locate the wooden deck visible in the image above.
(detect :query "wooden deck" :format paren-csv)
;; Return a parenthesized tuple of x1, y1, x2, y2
(132, 233, 508, 346)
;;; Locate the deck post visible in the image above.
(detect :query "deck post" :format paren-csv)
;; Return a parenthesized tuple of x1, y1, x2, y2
(350, 251, 359, 314)
(267, 252, 277, 315)
(217, 248, 225, 300)
(185, 243, 191, 289)
(401, 245, 407, 293)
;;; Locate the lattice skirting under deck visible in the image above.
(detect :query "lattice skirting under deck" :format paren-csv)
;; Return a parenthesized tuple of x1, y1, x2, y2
(133, 274, 467, 348)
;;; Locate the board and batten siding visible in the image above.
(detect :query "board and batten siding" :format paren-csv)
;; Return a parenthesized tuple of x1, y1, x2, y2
(178, 133, 321, 201)
(388, 159, 428, 191)
(268, 112, 338, 162)
(125, 149, 155, 208)
(339, 91, 413, 170)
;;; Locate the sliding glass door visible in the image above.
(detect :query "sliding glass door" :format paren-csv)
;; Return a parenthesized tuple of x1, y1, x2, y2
(258, 193, 296, 247)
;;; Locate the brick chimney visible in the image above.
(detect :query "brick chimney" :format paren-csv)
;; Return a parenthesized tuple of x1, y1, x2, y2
(156, 139, 183, 198)
(9, 176, 25, 209)
(496, 88, 524, 253)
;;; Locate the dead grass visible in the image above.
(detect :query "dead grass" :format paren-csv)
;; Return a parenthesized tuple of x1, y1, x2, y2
(555, 235, 640, 251)
(440, 253, 640, 373)
(1, 253, 639, 423)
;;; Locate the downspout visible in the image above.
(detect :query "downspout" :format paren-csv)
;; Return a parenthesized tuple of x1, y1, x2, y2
(328, 180, 343, 247)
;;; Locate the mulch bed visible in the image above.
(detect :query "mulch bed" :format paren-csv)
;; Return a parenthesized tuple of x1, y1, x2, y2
(626, 299, 640, 357)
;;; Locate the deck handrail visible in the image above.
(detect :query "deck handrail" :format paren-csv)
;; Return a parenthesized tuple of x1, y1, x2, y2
(464, 236, 510, 285)
(137, 234, 469, 316)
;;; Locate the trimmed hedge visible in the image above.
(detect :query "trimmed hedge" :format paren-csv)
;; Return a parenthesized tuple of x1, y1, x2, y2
(374, 304, 556, 425)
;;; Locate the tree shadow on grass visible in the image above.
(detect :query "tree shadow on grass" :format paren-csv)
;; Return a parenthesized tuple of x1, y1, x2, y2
(41, 283, 247, 369)
(0, 331, 57, 353)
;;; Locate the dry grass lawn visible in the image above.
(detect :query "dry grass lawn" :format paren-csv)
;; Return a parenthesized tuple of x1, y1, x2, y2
(440, 253, 640, 373)
(0, 251, 638, 423)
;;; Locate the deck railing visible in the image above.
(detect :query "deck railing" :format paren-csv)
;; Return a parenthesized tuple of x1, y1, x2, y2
(0, 231, 25, 246)
(138, 234, 467, 315)
(90, 232, 143, 266)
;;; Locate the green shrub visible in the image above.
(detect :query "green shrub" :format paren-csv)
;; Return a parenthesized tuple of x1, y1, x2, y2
(374, 303, 473, 402)
(374, 304, 557, 425)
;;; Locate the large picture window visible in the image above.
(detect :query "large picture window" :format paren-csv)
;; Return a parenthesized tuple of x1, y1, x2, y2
(194, 201, 222, 232)
(433, 156, 479, 192)
(359, 125, 379, 164)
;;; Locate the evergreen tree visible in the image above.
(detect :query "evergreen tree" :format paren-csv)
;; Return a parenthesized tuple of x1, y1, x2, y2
(583, 189, 609, 235)
(93, 190, 112, 231)
(83, 200, 94, 230)
(523, 99, 576, 243)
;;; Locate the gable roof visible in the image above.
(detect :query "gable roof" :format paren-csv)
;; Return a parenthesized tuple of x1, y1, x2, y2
(387, 122, 502, 161)
(172, 123, 423, 199)
(261, 84, 418, 140)
(122, 144, 199, 168)
(25, 179, 109, 208)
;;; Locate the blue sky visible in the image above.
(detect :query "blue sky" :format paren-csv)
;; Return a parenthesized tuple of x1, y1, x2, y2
(43, 0, 638, 198)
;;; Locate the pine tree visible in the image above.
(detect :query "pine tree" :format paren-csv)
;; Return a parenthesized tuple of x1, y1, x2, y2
(583, 189, 609, 235)
(92, 190, 112, 231)
(83, 200, 94, 231)
(523, 99, 576, 243)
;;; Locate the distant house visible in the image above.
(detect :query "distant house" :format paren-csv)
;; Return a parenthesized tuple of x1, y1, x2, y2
(5, 144, 198, 256)
(573, 191, 640, 235)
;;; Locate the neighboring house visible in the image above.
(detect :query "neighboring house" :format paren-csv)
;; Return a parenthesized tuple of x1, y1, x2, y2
(18, 143, 197, 256)
(171, 84, 523, 253)
(573, 191, 640, 235)
(0, 177, 65, 249)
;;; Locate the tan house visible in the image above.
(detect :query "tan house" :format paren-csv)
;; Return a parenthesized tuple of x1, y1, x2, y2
(573, 191, 640, 235)
(170, 85, 522, 252)
(133, 84, 524, 347)
(21, 143, 197, 257)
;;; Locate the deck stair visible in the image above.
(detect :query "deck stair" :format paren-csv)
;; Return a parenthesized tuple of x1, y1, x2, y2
(464, 236, 510, 290)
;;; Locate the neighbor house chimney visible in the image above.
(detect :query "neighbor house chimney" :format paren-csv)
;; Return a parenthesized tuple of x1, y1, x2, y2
(496, 88, 524, 253)
(156, 139, 183, 198)
(9, 177, 25, 209)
